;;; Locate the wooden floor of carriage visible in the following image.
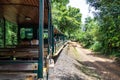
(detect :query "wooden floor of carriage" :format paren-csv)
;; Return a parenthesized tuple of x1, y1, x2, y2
(0, 62, 38, 80)
(0, 45, 67, 80)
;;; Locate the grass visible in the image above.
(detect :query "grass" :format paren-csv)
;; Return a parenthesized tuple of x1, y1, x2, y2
(69, 46, 81, 60)
(80, 65, 101, 79)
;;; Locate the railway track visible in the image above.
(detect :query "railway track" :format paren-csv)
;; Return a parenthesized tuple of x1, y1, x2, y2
(49, 42, 120, 80)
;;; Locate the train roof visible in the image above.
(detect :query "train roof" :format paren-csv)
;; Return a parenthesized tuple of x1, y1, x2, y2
(54, 28, 64, 35)
(0, 0, 50, 25)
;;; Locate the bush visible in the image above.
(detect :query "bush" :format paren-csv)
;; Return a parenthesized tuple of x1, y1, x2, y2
(110, 50, 120, 57)
(90, 41, 102, 51)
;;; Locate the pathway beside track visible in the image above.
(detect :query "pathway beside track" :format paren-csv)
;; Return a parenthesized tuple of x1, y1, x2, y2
(49, 41, 120, 80)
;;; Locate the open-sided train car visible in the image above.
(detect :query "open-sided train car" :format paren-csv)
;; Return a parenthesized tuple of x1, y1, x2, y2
(0, 0, 67, 80)
(53, 28, 67, 56)
(0, 0, 51, 80)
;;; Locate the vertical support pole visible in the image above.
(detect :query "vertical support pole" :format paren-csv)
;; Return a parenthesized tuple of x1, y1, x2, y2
(17, 25, 20, 45)
(38, 0, 44, 79)
(63, 35, 65, 42)
(3, 17, 6, 47)
(48, 2, 50, 55)
(48, 0, 51, 55)
(52, 26, 54, 55)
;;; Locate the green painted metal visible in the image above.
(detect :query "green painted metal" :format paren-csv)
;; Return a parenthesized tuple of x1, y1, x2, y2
(17, 25, 20, 44)
(3, 17, 6, 47)
(47, 1, 51, 79)
(52, 26, 54, 55)
(48, 0, 52, 55)
(38, 0, 44, 78)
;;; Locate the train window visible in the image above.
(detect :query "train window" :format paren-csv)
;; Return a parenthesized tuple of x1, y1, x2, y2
(0, 20, 18, 47)
(20, 28, 33, 40)
(44, 29, 48, 39)
(44, 33, 48, 39)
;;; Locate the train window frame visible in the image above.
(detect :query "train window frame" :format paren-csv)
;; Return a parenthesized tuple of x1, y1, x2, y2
(20, 27, 33, 40)
(0, 18, 4, 47)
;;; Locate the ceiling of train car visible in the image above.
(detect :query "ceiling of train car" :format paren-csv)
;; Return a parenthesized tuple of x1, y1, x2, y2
(0, 0, 49, 25)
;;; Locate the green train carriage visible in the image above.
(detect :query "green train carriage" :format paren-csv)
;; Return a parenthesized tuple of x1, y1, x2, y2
(0, 0, 52, 79)
(0, 0, 67, 79)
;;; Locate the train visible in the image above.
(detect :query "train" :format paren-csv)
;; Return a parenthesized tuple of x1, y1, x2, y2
(0, 0, 67, 80)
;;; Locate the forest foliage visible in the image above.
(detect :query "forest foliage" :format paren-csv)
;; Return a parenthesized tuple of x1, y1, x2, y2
(85, 0, 120, 57)
(52, 0, 82, 38)
(52, 0, 120, 57)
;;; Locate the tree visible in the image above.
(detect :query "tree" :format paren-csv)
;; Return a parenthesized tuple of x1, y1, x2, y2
(79, 17, 100, 48)
(52, 0, 82, 38)
(87, 0, 120, 56)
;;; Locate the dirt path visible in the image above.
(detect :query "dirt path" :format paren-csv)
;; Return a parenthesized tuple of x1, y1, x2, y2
(49, 43, 97, 80)
(69, 42, 120, 80)
(49, 41, 120, 80)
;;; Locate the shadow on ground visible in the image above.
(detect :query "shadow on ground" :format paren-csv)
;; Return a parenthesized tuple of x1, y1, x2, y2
(56, 74, 84, 80)
(74, 59, 120, 80)
(52, 45, 67, 63)
(52, 49, 63, 63)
